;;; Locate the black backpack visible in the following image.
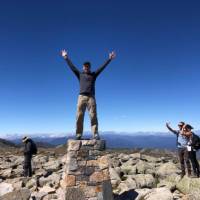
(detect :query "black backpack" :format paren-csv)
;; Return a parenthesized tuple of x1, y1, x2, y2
(192, 133, 200, 150)
(30, 140, 38, 155)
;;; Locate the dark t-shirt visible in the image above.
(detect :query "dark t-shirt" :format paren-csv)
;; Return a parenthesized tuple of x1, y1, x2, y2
(65, 58, 111, 96)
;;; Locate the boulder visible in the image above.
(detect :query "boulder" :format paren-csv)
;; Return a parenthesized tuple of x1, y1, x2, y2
(43, 160, 62, 172)
(120, 164, 137, 175)
(0, 169, 12, 178)
(39, 186, 56, 194)
(26, 178, 37, 189)
(31, 191, 47, 200)
(176, 176, 200, 199)
(134, 188, 151, 200)
(129, 174, 156, 188)
(0, 182, 13, 196)
(143, 187, 173, 200)
(140, 155, 162, 163)
(118, 154, 130, 163)
(109, 168, 121, 184)
(135, 160, 155, 174)
(115, 182, 130, 195)
(130, 153, 141, 160)
(0, 189, 31, 200)
(156, 162, 180, 179)
(39, 173, 61, 187)
(42, 193, 58, 200)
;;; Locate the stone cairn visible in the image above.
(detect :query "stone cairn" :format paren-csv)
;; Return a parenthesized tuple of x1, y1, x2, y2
(60, 139, 113, 200)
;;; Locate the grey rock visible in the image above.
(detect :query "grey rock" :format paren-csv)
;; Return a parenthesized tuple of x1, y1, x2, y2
(176, 176, 200, 199)
(0, 188, 31, 200)
(119, 154, 130, 163)
(39, 173, 61, 187)
(12, 180, 24, 190)
(26, 178, 37, 189)
(31, 191, 47, 200)
(42, 193, 58, 200)
(0, 182, 13, 196)
(109, 158, 121, 168)
(143, 187, 173, 200)
(156, 162, 180, 179)
(109, 168, 121, 183)
(121, 164, 137, 175)
(135, 160, 155, 174)
(0, 168, 12, 178)
(66, 157, 78, 172)
(141, 155, 162, 163)
(39, 185, 56, 194)
(68, 140, 81, 151)
(130, 174, 156, 188)
(134, 188, 151, 200)
(43, 160, 62, 172)
(130, 153, 141, 160)
(94, 140, 106, 151)
(64, 187, 86, 200)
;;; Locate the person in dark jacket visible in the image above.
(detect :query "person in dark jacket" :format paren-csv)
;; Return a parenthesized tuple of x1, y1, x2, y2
(61, 49, 116, 140)
(166, 122, 191, 178)
(183, 124, 200, 178)
(22, 136, 34, 177)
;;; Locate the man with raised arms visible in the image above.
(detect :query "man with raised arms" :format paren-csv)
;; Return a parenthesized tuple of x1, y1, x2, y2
(61, 50, 116, 140)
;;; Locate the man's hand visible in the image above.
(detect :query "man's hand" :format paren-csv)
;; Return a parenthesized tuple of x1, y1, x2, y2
(109, 51, 116, 60)
(166, 122, 170, 127)
(61, 49, 68, 59)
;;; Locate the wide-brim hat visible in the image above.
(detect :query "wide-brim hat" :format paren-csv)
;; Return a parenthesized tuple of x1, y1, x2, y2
(185, 124, 194, 130)
(22, 136, 29, 143)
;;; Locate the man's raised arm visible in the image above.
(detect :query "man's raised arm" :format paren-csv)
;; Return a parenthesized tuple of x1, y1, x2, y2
(61, 49, 80, 79)
(95, 51, 116, 77)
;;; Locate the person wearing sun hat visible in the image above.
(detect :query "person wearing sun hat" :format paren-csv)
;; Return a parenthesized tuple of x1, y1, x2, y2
(166, 121, 191, 178)
(22, 136, 34, 177)
(22, 136, 29, 143)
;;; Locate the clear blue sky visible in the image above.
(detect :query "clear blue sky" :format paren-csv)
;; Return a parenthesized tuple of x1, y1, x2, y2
(0, 0, 200, 135)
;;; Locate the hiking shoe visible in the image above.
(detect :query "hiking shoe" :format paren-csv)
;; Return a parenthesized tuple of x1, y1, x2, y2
(190, 174, 199, 178)
(76, 134, 82, 140)
(180, 174, 185, 179)
(93, 133, 100, 140)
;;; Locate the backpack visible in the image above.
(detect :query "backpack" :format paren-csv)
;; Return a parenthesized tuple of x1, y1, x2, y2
(30, 140, 38, 155)
(192, 133, 200, 150)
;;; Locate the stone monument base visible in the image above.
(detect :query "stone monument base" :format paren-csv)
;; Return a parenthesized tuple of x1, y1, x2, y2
(60, 139, 113, 200)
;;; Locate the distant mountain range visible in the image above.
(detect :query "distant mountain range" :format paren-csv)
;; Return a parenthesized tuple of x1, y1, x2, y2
(2, 131, 200, 149)
(0, 138, 17, 148)
(1, 131, 200, 149)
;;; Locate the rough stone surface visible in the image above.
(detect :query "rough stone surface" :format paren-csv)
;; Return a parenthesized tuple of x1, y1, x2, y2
(0, 182, 13, 196)
(64, 175, 76, 187)
(0, 141, 198, 200)
(143, 187, 173, 200)
(130, 174, 156, 188)
(176, 176, 200, 199)
(65, 187, 86, 200)
(0, 189, 31, 200)
(39, 185, 56, 194)
(156, 162, 180, 178)
(68, 140, 81, 151)
(61, 140, 113, 200)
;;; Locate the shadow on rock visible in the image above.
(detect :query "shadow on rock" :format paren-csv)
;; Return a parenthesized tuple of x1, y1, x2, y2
(113, 190, 138, 200)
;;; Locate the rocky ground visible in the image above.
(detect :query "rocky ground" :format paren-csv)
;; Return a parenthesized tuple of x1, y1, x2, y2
(0, 146, 200, 200)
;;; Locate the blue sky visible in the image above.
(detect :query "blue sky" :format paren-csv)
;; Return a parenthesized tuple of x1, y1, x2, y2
(0, 0, 200, 135)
